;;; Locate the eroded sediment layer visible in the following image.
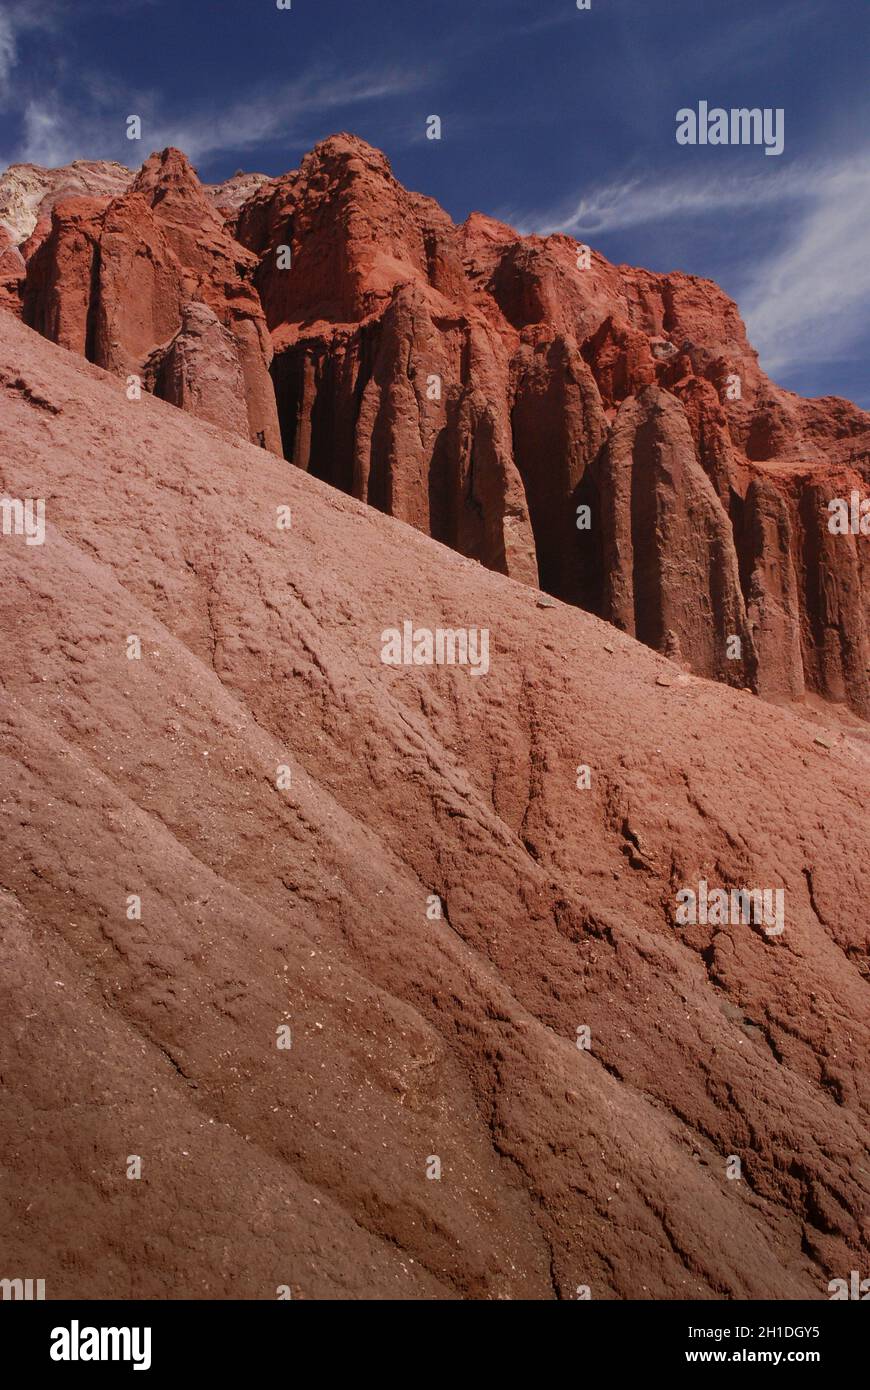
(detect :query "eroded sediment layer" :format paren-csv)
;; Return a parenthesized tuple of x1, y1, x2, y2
(4, 136, 869, 715)
(0, 313, 868, 1298)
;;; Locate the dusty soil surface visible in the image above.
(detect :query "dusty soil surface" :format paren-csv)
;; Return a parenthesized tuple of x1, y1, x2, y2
(0, 313, 868, 1299)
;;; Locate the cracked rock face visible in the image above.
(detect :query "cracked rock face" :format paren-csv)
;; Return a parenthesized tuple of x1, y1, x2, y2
(18, 149, 281, 455)
(1, 310, 869, 1299)
(0, 159, 134, 246)
(5, 135, 870, 717)
(0, 225, 25, 315)
(595, 386, 755, 688)
(144, 301, 251, 438)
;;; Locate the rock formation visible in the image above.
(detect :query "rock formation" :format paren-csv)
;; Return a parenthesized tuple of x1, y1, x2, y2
(0, 225, 24, 315)
(5, 136, 869, 718)
(2, 309, 869, 1299)
(13, 150, 281, 453)
(0, 159, 134, 246)
(144, 300, 251, 438)
(0, 156, 270, 247)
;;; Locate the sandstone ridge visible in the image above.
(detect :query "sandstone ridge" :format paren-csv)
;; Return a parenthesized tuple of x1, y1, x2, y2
(4, 136, 869, 717)
(1, 310, 868, 1298)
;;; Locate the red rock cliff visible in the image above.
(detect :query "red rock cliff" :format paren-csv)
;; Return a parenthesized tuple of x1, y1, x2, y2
(18, 149, 280, 453)
(7, 135, 869, 716)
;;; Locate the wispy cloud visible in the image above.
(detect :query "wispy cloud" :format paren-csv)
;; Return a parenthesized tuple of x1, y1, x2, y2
(506, 10, 579, 39)
(0, 3, 60, 108)
(514, 149, 870, 378)
(6, 62, 425, 166)
(159, 67, 428, 164)
(0, 16, 16, 101)
(8, 63, 429, 169)
(672, 0, 823, 79)
(743, 160, 870, 373)
(521, 167, 808, 238)
(0, 0, 156, 129)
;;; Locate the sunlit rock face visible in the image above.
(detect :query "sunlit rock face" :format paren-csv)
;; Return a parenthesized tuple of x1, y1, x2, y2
(8, 135, 870, 715)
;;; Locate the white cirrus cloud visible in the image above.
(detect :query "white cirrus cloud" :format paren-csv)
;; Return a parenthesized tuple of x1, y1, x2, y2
(742, 160, 870, 373)
(514, 154, 870, 378)
(0, 14, 20, 101)
(8, 63, 431, 169)
(521, 166, 809, 238)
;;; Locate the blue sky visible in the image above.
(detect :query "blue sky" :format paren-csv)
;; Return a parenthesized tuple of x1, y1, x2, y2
(0, 0, 868, 405)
